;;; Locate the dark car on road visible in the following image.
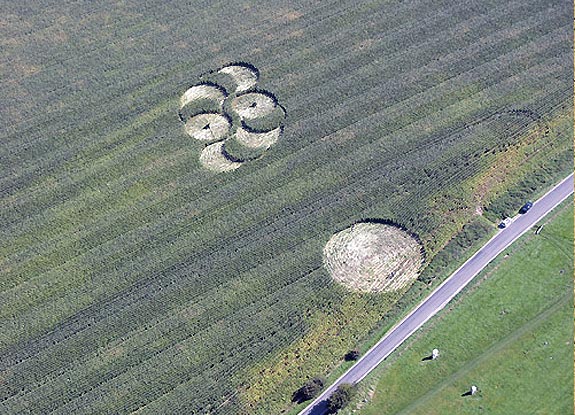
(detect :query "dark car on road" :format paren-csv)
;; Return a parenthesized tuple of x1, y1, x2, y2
(498, 218, 512, 229)
(519, 201, 533, 214)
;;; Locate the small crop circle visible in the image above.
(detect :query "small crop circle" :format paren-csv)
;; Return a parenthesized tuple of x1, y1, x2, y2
(199, 142, 242, 172)
(235, 126, 281, 149)
(218, 64, 259, 93)
(180, 83, 226, 108)
(184, 113, 231, 142)
(323, 222, 423, 293)
(178, 63, 285, 172)
(231, 92, 278, 120)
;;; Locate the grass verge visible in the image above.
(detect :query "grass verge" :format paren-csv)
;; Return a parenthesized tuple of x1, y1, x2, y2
(349, 200, 573, 414)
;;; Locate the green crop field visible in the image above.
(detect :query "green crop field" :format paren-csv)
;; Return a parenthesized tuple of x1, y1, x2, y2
(0, 0, 572, 414)
(353, 202, 573, 415)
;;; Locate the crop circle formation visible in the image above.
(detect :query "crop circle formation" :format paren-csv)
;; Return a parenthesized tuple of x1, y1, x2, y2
(323, 222, 424, 293)
(178, 63, 285, 172)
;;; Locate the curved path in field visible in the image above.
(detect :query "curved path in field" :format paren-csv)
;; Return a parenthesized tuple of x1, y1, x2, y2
(299, 173, 574, 415)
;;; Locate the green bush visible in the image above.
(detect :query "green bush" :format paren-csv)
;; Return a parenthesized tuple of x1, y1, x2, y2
(327, 383, 357, 413)
(292, 377, 325, 403)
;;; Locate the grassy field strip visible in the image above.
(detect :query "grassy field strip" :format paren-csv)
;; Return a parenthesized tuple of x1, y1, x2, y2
(410, 304, 572, 414)
(395, 293, 571, 415)
(477, 112, 573, 211)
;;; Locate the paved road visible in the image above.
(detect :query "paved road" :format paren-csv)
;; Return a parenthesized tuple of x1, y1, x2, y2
(299, 173, 574, 415)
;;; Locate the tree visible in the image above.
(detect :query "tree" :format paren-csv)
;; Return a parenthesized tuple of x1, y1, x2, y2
(292, 377, 325, 403)
(344, 349, 360, 361)
(327, 383, 356, 413)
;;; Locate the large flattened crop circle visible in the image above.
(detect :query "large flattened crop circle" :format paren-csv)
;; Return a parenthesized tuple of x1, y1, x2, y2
(323, 222, 423, 293)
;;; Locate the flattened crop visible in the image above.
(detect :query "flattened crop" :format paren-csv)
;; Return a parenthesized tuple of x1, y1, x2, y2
(184, 113, 231, 142)
(178, 64, 285, 171)
(199, 141, 243, 172)
(218, 63, 259, 93)
(230, 92, 278, 120)
(324, 222, 423, 293)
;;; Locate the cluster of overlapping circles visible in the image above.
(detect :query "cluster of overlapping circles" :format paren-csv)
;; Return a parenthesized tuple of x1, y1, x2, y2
(178, 63, 286, 172)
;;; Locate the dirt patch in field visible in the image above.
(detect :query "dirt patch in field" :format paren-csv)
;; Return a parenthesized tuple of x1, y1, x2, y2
(231, 91, 278, 120)
(324, 222, 423, 293)
(184, 113, 231, 142)
(199, 142, 243, 172)
(218, 63, 259, 93)
(283, 10, 303, 22)
(234, 126, 280, 149)
(321, 128, 357, 144)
